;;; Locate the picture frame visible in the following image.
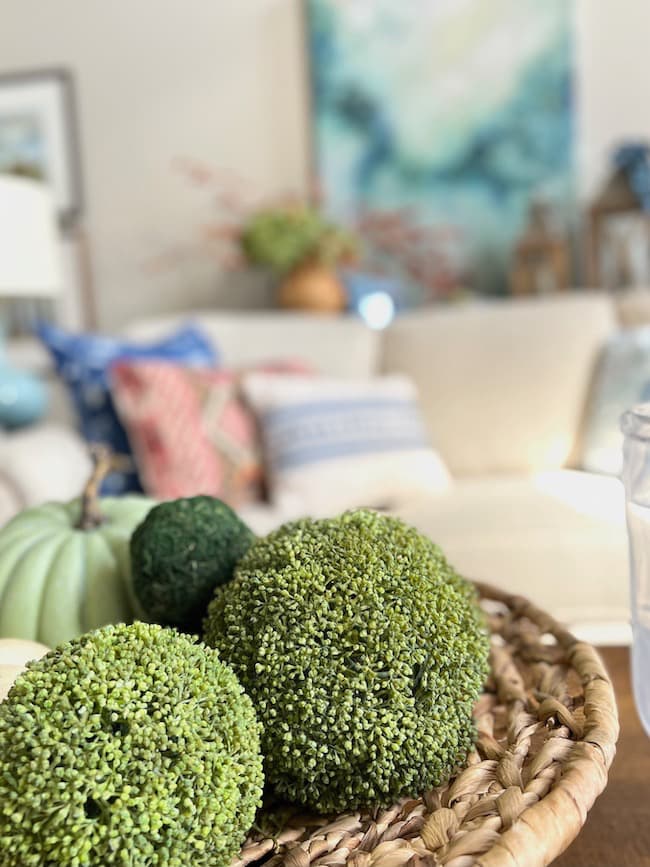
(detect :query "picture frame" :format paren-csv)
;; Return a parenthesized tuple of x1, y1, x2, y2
(0, 68, 83, 228)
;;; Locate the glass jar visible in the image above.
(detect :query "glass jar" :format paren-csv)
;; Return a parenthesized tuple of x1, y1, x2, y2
(621, 404, 650, 735)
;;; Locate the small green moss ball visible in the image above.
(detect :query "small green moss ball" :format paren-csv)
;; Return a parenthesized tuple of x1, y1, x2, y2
(131, 496, 255, 632)
(204, 509, 490, 813)
(0, 622, 263, 867)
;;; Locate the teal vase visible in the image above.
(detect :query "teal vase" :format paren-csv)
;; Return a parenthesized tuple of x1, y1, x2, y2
(0, 345, 47, 429)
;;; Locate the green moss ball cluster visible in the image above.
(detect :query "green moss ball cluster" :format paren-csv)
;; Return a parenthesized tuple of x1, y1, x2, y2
(204, 509, 490, 813)
(0, 622, 263, 867)
(131, 496, 255, 632)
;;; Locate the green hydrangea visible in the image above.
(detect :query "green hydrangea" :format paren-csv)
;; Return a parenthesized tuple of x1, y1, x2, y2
(0, 622, 263, 867)
(131, 496, 255, 632)
(204, 509, 490, 814)
(240, 205, 356, 273)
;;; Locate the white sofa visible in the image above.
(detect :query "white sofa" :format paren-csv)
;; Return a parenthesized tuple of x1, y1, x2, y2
(0, 292, 633, 642)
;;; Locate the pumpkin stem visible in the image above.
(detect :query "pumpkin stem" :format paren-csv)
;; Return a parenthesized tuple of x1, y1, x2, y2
(77, 446, 122, 530)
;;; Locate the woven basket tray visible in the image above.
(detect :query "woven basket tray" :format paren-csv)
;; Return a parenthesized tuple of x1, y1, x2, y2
(234, 582, 619, 867)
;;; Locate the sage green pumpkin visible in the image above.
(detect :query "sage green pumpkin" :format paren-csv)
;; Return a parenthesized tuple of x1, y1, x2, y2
(0, 497, 155, 646)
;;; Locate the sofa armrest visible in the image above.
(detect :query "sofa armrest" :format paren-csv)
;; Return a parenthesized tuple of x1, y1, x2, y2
(0, 469, 24, 528)
(0, 423, 91, 517)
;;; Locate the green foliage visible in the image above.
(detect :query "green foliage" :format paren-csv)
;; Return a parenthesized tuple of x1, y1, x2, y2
(204, 509, 490, 813)
(131, 496, 255, 633)
(240, 205, 356, 273)
(0, 622, 263, 867)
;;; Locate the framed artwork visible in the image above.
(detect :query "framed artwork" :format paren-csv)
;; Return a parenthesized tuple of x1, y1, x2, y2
(307, 0, 574, 303)
(0, 68, 83, 228)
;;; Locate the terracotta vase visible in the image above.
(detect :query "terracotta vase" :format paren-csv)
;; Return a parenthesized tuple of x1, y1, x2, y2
(277, 260, 347, 312)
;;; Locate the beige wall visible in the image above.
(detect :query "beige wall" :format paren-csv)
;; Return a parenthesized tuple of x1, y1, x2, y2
(575, 0, 650, 200)
(0, 0, 311, 329)
(2, 0, 650, 329)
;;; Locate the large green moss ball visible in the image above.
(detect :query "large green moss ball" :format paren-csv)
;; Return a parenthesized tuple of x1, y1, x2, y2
(204, 509, 490, 813)
(0, 622, 263, 867)
(131, 496, 255, 632)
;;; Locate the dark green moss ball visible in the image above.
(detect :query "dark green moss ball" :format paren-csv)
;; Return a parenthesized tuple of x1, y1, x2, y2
(204, 509, 490, 813)
(131, 496, 254, 632)
(0, 622, 263, 867)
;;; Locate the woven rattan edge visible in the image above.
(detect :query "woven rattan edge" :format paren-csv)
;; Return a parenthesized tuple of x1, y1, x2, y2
(472, 583, 619, 867)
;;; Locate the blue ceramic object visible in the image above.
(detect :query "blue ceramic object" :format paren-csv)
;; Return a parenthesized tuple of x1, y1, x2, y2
(0, 360, 47, 429)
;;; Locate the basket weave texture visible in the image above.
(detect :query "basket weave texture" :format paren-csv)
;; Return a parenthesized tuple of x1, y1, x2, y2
(234, 582, 619, 867)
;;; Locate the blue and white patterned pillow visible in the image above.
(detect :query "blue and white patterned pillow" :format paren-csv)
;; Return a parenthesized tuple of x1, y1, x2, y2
(242, 373, 450, 512)
(263, 397, 430, 470)
(37, 321, 218, 493)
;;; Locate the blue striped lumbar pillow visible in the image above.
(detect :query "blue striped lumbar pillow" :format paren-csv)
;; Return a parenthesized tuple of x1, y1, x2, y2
(242, 374, 450, 513)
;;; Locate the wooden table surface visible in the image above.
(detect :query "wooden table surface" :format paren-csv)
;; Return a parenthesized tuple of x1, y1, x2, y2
(553, 646, 650, 866)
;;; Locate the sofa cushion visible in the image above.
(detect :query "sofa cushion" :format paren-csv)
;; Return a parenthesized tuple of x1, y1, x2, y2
(580, 327, 650, 476)
(381, 293, 616, 476)
(111, 359, 309, 506)
(393, 470, 628, 633)
(242, 372, 451, 513)
(616, 287, 650, 328)
(0, 423, 91, 510)
(123, 311, 380, 379)
(37, 321, 217, 493)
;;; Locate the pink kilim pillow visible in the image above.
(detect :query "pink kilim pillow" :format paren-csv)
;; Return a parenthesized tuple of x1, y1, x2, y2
(111, 360, 308, 505)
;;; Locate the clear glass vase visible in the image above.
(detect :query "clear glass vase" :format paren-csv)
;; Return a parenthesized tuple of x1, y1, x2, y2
(621, 404, 650, 736)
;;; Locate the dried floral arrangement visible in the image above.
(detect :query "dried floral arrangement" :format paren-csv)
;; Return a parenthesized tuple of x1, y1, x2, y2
(158, 160, 354, 275)
(156, 160, 470, 306)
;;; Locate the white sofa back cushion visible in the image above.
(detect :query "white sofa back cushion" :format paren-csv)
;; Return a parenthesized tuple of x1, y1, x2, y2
(381, 293, 616, 476)
(123, 311, 380, 379)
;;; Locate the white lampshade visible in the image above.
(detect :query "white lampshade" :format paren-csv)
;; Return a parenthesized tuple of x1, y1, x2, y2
(0, 174, 63, 298)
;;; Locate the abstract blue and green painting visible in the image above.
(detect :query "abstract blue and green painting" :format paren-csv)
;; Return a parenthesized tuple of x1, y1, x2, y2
(307, 0, 574, 301)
